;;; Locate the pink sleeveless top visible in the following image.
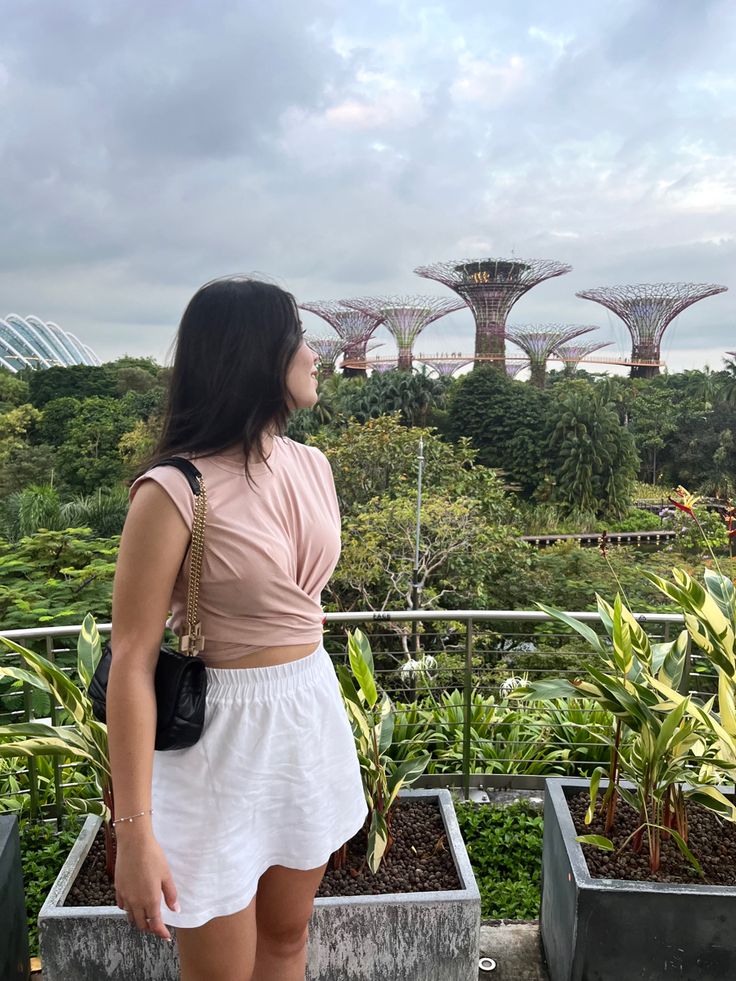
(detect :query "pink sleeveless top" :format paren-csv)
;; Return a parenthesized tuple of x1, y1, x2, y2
(129, 437, 341, 664)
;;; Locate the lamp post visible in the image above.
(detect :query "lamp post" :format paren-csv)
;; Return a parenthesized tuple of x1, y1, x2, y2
(411, 437, 424, 655)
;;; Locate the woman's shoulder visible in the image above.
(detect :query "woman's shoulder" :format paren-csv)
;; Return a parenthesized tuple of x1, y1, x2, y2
(279, 437, 332, 472)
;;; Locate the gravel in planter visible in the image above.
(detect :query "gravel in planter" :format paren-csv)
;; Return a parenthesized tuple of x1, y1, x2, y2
(568, 790, 736, 886)
(64, 797, 461, 906)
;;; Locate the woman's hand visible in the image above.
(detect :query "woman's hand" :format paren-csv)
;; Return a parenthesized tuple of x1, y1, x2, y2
(115, 833, 179, 941)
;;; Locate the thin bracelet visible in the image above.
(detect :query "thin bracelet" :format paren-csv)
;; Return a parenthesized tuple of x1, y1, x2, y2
(112, 809, 153, 827)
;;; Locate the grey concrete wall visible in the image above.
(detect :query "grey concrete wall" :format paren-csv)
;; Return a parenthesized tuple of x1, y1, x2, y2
(0, 814, 29, 981)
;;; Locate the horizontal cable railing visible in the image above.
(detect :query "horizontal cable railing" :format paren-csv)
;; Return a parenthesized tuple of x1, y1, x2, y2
(0, 609, 692, 823)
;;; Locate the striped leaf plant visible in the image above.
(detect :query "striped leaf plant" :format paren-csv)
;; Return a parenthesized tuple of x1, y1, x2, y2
(511, 594, 736, 874)
(0, 614, 115, 873)
(335, 629, 431, 874)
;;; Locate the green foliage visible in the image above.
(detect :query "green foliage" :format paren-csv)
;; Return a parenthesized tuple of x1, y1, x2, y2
(55, 396, 139, 493)
(445, 366, 549, 496)
(0, 484, 63, 540)
(516, 503, 663, 535)
(0, 369, 30, 409)
(33, 396, 82, 446)
(662, 505, 729, 555)
(20, 819, 80, 956)
(453, 800, 543, 919)
(0, 617, 111, 829)
(541, 381, 638, 517)
(311, 413, 515, 520)
(335, 629, 431, 872)
(0, 442, 58, 499)
(314, 414, 525, 625)
(60, 488, 130, 538)
(334, 369, 450, 427)
(332, 492, 524, 620)
(0, 528, 117, 629)
(26, 364, 118, 408)
(514, 591, 736, 873)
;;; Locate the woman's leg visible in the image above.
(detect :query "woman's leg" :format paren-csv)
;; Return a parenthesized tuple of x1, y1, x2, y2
(176, 895, 258, 981)
(252, 862, 329, 981)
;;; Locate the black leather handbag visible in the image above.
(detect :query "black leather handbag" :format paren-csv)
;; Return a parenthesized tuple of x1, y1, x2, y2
(89, 458, 209, 751)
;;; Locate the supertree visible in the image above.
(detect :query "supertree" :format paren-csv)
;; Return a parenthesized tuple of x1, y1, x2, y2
(343, 296, 466, 371)
(413, 257, 572, 369)
(341, 340, 386, 372)
(554, 340, 612, 374)
(299, 301, 384, 378)
(370, 359, 399, 373)
(576, 283, 728, 378)
(416, 353, 474, 377)
(505, 325, 596, 389)
(305, 335, 345, 377)
(505, 361, 528, 379)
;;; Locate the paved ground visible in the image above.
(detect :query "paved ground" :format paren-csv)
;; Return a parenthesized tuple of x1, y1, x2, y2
(479, 922, 550, 980)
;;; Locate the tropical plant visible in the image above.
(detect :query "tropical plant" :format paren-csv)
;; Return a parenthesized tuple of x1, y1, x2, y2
(334, 629, 431, 873)
(0, 484, 64, 540)
(512, 594, 736, 873)
(0, 616, 114, 873)
(0, 528, 118, 630)
(60, 487, 130, 538)
(540, 382, 638, 518)
(645, 567, 736, 775)
(454, 799, 543, 920)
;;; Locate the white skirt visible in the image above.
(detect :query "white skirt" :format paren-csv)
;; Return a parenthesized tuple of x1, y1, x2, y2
(151, 641, 368, 928)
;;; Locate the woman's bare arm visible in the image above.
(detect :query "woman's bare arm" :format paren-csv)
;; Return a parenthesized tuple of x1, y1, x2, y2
(107, 480, 190, 938)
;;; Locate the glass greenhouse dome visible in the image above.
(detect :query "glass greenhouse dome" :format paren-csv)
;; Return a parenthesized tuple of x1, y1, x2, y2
(0, 314, 100, 372)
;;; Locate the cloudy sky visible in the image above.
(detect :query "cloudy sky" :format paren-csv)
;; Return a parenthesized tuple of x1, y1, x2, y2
(1, 0, 734, 375)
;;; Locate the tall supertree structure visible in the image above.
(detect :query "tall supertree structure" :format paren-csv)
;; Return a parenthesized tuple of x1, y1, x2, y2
(413, 257, 572, 369)
(416, 353, 474, 377)
(371, 359, 399, 373)
(305, 335, 345, 377)
(576, 283, 728, 378)
(299, 301, 384, 378)
(554, 340, 612, 374)
(343, 296, 466, 371)
(506, 361, 528, 379)
(506, 325, 596, 389)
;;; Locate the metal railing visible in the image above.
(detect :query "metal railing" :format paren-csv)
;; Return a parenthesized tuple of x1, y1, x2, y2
(0, 609, 693, 823)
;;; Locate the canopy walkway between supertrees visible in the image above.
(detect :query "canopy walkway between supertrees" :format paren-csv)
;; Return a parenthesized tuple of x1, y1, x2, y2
(341, 352, 664, 372)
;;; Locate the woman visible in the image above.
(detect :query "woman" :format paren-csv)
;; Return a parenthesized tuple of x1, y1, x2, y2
(107, 277, 368, 981)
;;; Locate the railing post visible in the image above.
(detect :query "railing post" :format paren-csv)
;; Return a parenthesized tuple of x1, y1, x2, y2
(462, 618, 473, 803)
(22, 680, 39, 822)
(46, 635, 65, 830)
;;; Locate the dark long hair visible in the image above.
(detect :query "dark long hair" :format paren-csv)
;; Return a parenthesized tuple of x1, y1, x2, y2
(147, 277, 302, 481)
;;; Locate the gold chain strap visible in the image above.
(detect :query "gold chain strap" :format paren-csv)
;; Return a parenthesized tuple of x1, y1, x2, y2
(179, 476, 207, 656)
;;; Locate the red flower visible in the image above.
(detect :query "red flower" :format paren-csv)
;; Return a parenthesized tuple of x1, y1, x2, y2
(668, 486, 701, 520)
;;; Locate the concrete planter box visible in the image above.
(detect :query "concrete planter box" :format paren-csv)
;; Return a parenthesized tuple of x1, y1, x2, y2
(0, 814, 29, 981)
(39, 788, 480, 980)
(542, 777, 736, 981)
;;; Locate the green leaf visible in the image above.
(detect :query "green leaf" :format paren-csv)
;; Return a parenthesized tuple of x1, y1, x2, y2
(347, 631, 378, 708)
(385, 753, 431, 810)
(575, 834, 614, 851)
(585, 767, 605, 825)
(335, 664, 372, 742)
(667, 828, 704, 877)
(377, 695, 395, 756)
(654, 697, 688, 757)
(536, 604, 606, 655)
(77, 614, 102, 690)
(367, 808, 389, 873)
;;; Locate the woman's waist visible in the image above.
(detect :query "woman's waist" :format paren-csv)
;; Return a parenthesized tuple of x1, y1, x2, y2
(203, 640, 323, 669)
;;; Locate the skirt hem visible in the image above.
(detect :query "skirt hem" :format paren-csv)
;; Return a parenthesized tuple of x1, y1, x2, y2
(164, 807, 369, 929)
